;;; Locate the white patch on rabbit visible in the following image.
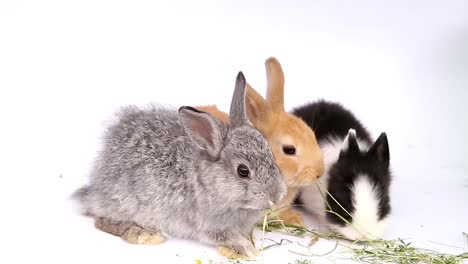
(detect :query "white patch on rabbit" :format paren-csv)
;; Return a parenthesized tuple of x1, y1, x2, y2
(340, 129, 356, 151)
(320, 136, 370, 169)
(300, 136, 353, 217)
(333, 175, 390, 240)
(320, 138, 341, 173)
(300, 137, 386, 239)
(298, 138, 337, 218)
(300, 184, 326, 218)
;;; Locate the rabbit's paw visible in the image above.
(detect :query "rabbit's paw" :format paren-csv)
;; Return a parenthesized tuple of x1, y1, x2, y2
(218, 246, 243, 259)
(279, 208, 305, 227)
(94, 217, 134, 237)
(122, 226, 166, 245)
(217, 238, 259, 259)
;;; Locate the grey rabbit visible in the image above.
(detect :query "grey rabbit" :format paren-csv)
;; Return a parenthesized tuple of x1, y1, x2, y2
(72, 72, 287, 258)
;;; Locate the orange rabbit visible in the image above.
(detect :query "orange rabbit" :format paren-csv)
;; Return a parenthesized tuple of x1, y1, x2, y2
(196, 57, 324, 226)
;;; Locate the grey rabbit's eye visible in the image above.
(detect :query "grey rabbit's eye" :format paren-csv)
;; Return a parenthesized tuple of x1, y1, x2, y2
(237, 164, 250, 178)
(282, 145, 296, 155)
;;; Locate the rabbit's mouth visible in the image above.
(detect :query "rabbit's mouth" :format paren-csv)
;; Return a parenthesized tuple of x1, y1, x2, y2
(242, 207, 268, 211)
(241, 201, 274, 211)
(291, 168, 321, 187)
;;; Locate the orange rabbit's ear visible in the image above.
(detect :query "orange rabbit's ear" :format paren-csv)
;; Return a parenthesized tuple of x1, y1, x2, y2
(265, 57, 285, 112)
(245, 83, 271, 131)
(194, 105, 230, 124)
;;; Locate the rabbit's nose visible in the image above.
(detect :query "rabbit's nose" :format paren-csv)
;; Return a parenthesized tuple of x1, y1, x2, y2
(270, 189, 285, 205)
(268, 200, 274, 207)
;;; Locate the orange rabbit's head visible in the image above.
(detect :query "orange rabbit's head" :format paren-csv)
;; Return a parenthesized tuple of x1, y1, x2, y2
(196, 58, 324, 187)
(244, 58, 323, 187)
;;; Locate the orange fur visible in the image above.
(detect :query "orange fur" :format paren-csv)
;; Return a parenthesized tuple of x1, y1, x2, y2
(195, 105, 230, 124)
(273, 187, 305, 226)
(265, 57, 285, 111)
(195, 57, 324, 226)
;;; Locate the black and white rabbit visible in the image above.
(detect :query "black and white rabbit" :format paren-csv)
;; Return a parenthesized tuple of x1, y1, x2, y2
(292, 100, 392, 240)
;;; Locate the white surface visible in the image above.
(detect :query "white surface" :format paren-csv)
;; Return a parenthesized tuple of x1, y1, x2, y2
(1, 0, 467, 263)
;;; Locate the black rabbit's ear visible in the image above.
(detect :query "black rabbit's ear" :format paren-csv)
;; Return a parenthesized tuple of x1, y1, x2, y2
(367, 132, 390, 165)
(339, 128, 360, 159)
(179, 106, 225, 158)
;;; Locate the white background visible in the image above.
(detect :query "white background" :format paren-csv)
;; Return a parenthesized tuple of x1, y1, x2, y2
(0, 0, 467, 263)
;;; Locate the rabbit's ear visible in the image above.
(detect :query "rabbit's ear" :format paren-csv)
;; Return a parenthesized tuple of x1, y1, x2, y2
(339, 129, 360, 159)
(194, 105, 230, 124)
(229, 72, 249, 127)
(265, 57, 285, 112)
(245, 83, 272, 132)
(179, 106, 224, 157)
(367, 132, 390, 165)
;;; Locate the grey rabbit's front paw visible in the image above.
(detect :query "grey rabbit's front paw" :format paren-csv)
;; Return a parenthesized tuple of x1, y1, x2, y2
(94, 217, 166, 245)
(217, 236, 259, 259)
(121, 226, 166, 245)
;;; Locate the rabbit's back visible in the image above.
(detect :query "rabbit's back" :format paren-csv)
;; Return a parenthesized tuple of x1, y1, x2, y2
(292, 100, 371, 143)
(79, 105, 198, 225)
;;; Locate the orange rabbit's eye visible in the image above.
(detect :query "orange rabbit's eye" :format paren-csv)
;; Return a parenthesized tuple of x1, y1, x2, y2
(282, 145, 296, 155)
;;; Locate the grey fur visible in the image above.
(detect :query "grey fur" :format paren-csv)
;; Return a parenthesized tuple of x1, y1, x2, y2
(229, 72, 248, 127)
(72, 72, 286, 256)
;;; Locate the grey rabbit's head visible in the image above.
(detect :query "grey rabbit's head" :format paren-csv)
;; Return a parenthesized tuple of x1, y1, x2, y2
(178, 72, 286, 210)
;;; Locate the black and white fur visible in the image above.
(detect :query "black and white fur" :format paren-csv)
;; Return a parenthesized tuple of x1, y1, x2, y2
(292, 100, 392, 240)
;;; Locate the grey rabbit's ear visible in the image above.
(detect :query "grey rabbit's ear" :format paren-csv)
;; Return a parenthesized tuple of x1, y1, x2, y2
(179, 106, 225, 157)
(229, 72, 248, 127)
